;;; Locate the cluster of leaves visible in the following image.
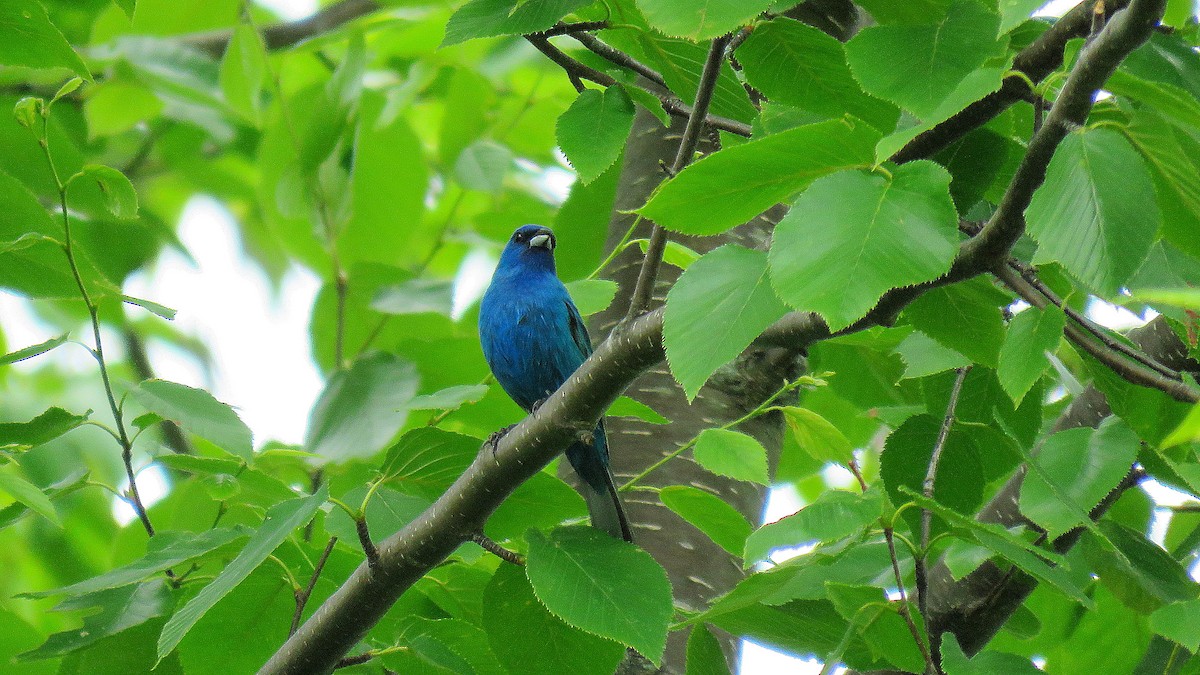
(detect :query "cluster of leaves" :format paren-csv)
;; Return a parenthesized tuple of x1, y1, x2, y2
(1, 0, 1200, 673)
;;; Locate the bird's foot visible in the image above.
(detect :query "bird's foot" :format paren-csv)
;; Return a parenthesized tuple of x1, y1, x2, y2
(576, 429, 594, 447)
(485, 424, 516, 463)
(530, 397, 548, 414)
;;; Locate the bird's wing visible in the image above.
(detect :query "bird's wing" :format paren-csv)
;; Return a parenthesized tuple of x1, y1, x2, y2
(564, 299, 594, 359)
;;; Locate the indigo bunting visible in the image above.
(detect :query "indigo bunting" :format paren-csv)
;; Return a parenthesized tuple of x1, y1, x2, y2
(479, 225, 632, 541)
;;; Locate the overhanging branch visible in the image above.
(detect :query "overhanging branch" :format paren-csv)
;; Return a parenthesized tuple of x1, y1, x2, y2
(187, 0, 381, 56)
(261, 0, 1176, 671)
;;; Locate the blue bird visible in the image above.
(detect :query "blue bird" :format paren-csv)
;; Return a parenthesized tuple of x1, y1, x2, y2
(479, 225, 632, 541)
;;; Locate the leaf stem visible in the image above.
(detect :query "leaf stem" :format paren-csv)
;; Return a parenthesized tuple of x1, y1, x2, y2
(35, 108, 156, 539)
(620, 375, 798, 490)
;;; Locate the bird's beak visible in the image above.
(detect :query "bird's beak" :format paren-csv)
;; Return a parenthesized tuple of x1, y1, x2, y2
(529, 233, 554, 250)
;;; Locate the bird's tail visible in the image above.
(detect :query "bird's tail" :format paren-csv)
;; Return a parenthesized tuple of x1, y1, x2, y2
(566, 423, 633, 542)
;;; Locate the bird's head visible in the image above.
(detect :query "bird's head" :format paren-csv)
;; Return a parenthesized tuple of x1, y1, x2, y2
(498, 225, 557, 273)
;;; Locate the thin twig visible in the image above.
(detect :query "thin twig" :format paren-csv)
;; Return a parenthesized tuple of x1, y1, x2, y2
(292, 536, 338, 636)
(917, 365, 969, 666)
(623, 34, 731, 323)
(995, 265, 1197, 402)
(470, 532, 525, 565)
(570, 31, 668, 88)
(34, 111, 157, 539)
(848, 460, 935, 674)
(188, 0, 381, 55)
(356, 515, 380, 569)
(525, 32, 751, 137)
(621, 375, 800, 490)
(1007, 260, 1181, 380)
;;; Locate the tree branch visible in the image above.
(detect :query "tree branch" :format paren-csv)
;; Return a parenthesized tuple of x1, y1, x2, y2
(995, 266, 1197, 402)
(291, 536, 337, 637)
(623, 34, 731, 323)
(262, 4, 1173, 670)
(524, 33, 752, 137)
(187, 0, 381, 56)
(917, 366, 969, 669)
(960, 0, 1164, 266)
(890, 0, 1132, 164)
(570, 31, 669, 88)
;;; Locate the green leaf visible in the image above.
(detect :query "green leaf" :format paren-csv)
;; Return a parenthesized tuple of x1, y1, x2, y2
(0, 470, 59, 526)
(454, 139, 512, 193)
(882, 415, 984, 533)
(526, 527, 673, 664)
(941, 634, 1042, 674)
(13, 95, 42, 129)
(0, 407, 89, 450)
(640, 118, 881, 235)
(130, 379, 253, 461)
(112, 0, 136, 21)
(486, 471, 585, 541)
(1125, 108, 1200, 258)
(409, 384, 491, 411)
(23, 527, 250, 598)
(1026, 128, 1159, 296)
(19, 581, 172, 661)
(1108, 71, 1200, 132)
(894, 330, 971, 379)
(1, 333, 67, 365)
(744, 488, 883, 565)
(156, 487, 327, 663)
(219, 23, 267, 125)
(780, 406, 853, 465)
(736, 19, 898, 132)
(846, 1, 1004, 118)
(998, 305, 1065, 405)
(305, 353, 419, 463)
(483, 563, 625, 675)
(382, 428, 478, 500)
(0, 471, 87, 532)
(692, 428, 769, 485)
(565, 279, 618, 317)
(769, 161, 959, 330)
(0, 0, 91, 79)
(70, 165, 138, 220)
(1082, 520, 1197, 613)
(121, 294, 177, 320)
(1019, 419, 1139, 540)
(660, 485, 753, 557)
(637, 0, 773, 40)
(639, 239, 702, 270)
(442, 0, 592, 46)
(607, 396, 669, 425)
(1149, 599, 1200, 652)
(557, 86, 635, 184)
(903, 488, 1093, 607)
(341, 93, 430, 267)
(371, 279, 454, 317)
(902, 280, 1009, 368)
(685, 624, 732, 675)
(664, 246, 789, 399)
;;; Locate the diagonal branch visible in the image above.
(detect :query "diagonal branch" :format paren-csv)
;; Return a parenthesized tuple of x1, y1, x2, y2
(891, 0, 1132, 164)
(623, 33, 731, 322)
(262, 2, 1177, 671)
(187, 0, 381, 56)
(523, 33, 752, 137)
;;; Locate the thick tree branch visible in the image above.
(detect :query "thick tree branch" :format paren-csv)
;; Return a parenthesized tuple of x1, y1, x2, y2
(961, 0, 1164, 266)
(890, 0, 1132, 163)
(188, 0, 381, 56)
